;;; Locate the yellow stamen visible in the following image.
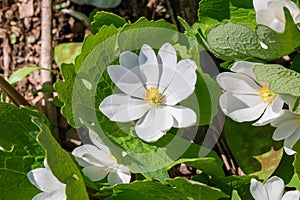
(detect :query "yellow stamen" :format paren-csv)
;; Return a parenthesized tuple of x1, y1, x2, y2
(296, 116, 300, 124)
(145, 87, 163, 106)
(258, 86, 276, 104)
(109, 153, 116, 161)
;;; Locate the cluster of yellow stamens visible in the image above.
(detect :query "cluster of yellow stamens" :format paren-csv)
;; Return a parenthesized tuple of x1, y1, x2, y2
(144, 87, 163, 106)
(258, 86, 276, 104)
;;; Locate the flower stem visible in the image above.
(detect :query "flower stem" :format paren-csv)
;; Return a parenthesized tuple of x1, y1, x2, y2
(0, 75, 30, 106)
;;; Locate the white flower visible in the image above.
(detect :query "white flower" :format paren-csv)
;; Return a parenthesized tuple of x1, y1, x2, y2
(99, 43, 197, 142)
(271, 110, 300, 155)
(72, 132, 131, 186)
(250, 176, 300, 200)
(216, 61, 284, 126)
(253, 0, 300, 32)
(27, 159, 66, 200)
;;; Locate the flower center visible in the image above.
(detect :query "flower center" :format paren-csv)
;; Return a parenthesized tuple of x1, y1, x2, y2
(258, 86, 276, 104)
(145, 87, 163, 106)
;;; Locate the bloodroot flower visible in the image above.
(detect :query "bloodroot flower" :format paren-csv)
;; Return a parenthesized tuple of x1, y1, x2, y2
(27, 159, 66, 200)
(271, 110, 300, 155)
(253, 0, 300, 32)
(216, 61, 284, 126)
(99, 43, 197, 142)
(72, 132, 131, 186)
(250, 176, 300, 200)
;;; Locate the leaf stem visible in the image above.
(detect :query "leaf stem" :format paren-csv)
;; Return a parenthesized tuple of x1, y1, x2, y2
(0, 75, 30, 106)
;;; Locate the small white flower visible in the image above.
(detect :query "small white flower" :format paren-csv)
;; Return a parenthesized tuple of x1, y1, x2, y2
(27, 159, 66, 200)
(72, 132, 131, 186)
(253, 0, 300, 32)
(271, 110, 300, 155)
(250, 176, 300, 200)
(99, 43, 197, 142)
(216, 61, 284, 126)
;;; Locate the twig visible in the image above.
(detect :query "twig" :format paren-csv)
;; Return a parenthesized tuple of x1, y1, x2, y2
(0, 75, 30, 106)
(41, 0, 60, 143)
(166, 0, 178, 28)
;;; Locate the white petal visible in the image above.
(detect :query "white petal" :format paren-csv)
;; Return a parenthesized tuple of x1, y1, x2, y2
(139, 44, 160, 88)
(230, 61, 257, 80)
(139, 44, 158, 66)
(163, 69, 195, 105)
(88, 131, 110, 155)
(219, 93, 266, 122)
(284, 129, 300, 154)
(157, 43, 177, 70)
(176, 59, 197, 86)
(285, 0, 300, 23)
(135, 106, 173, 142)
(120, 51, 139, 69)
(255, 8, 285, 32)
(107, 166, 131, 186)
(119, 51, 144, 82)
(27, 168, 65, 193)
(253, 96, 284, 126)
(253, 0, 268, 11)
(107, 65, 145, 98)
(33, 192, 49, 200)
(216, 72, 260, 94)
(265, 176, 284, 200)
(164, 106, 197, 128)
(271, 110, 297, 127)
(272, 120, 298, 140)
(82, 166, 108, 181)
(268, 18, 285, 33)
(99, 94, 149, 122)
(72, 144, 116, 167)
(250, 178, 269, 200)
(33, 189, 66, 200)
(282, 191, 300, 200)
(284, 146, 297, 155)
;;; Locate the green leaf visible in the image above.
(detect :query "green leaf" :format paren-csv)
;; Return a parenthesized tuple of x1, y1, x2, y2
(292, 140, 300, 186)
(271, 153, 295, 184)
(118, 17, 177, 53)
(293, 97, 300, 115)
(0, 103, 46, 200)
(291, 54, 300, 73)
(231, 190, 242, 200)
(8, 66, 43, 85)
(54, 43, 83, 68)
(172, 157, 224, 178)
(224, 118, 283, 180)
(74, 25, 119, 72)
(91, 11, 127, 34)
(286, 173, 300, 190)
(33, 118, 89, 200)
(99, 177, 228, 199)
(210, 175, 254, 199)
(201, 9, 300, 61)
(198, 0, 230, 22)
(253, 64, 300, 97)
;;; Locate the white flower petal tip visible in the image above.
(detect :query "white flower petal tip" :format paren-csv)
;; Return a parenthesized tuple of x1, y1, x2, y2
(100, 43, 197, 142)
(271, 110, 300, 155)
(27, 160, 67, 200)
(217, 61, 284, 125)
(250, 176, 300, 200)
(72, 139, 131, 186)
(253, 0, 300, 32)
